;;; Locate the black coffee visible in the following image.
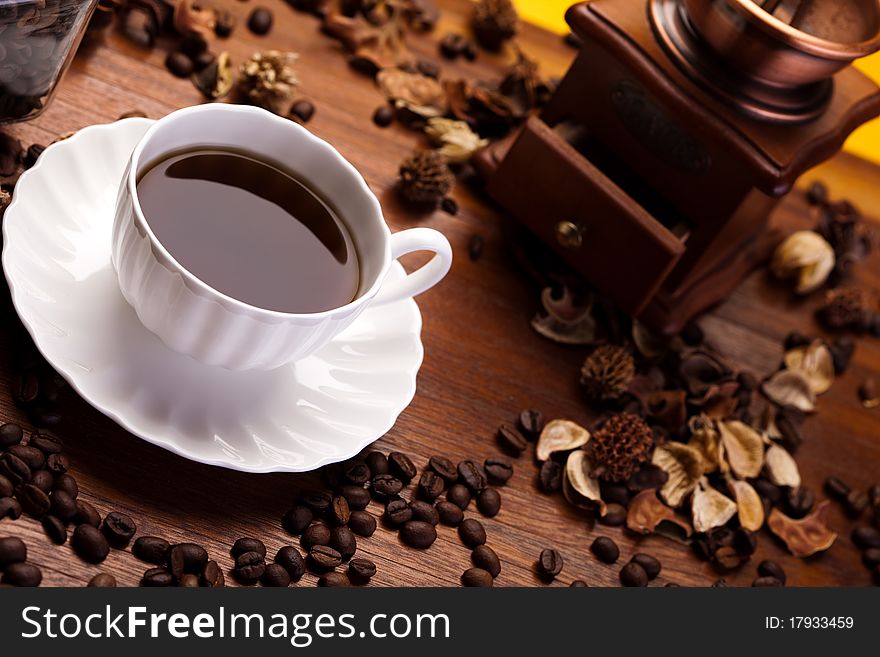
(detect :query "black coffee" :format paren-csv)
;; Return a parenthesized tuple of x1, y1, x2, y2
(136, 149, 359, 313)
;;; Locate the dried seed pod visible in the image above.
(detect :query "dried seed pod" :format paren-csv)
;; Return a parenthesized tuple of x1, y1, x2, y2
(764, 444, 801, 488)
(192, 51, 233, 100)
(728, 479, 765, 532)
(687, 415, 721, 473)
(238, 51, 299, 114)
(425, 117, 488, 164)
(768, 501, 837, 558)
(626, 490, 692, 537)
(586, 414, 653, 482)
(531, 287, 598, 345)
(770, 230, 835, 294)
(580, 344, 635, 401)
(762, 369, 816, 413)
(718, 420, 765, 479)
(784, 341, 834, 395)
(397, 150, 454, 205)
(378, 68, 448, 119)
(691, 479, 737, 533)
(471, 0, 519, 50)
(563, 450, 605, 515)
(652, 442, 704, 508)
(536, 419, 590, 462)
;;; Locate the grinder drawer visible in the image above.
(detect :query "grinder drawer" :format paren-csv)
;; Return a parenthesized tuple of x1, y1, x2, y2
(487, 116, 685, 316)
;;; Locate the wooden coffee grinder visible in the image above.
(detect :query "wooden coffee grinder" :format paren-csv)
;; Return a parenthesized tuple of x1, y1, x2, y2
(476, 0, 880, 334)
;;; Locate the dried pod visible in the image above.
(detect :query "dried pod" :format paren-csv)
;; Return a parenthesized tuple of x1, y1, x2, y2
(587, 414, 653, 482)
(471, 0, 519, 50)
(859, 379, 879, 409)
(767, 501, 837, 558)
(784, 341, 834, 395)
(728, 479, 765, 531)
(718, 420, 765, 479)
(397, 150, 453, 205)
(563, 450, 605, 516)
(642, 390, 688, 432)
(770, 230, 835, 294)
(377, 68, 447, 118)
(238, 51, 299, 114)
(764, 444, 801, 488)
(531, 287, 597, 345)
(762, 370, 816, 413)
(536, 419, 590, 462)
(626, 490, 692, 537)
(692, 479, 737, 533)
(687, 415, 721, 473)
(580, 344, 635, 401)
(424, 118, 488, 164)
(192, 51, 233, 99)
(632, 320, 670, 359)
(817, 287, 871, 329)
(651, 442, 704, 508)
(679, 351, 731, 398)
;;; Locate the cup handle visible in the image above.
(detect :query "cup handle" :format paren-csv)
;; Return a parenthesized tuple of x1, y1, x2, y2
(371, 228, 453, 306)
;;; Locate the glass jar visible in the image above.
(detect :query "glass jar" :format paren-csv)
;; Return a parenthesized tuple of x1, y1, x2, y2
(0, 0, 99, 123)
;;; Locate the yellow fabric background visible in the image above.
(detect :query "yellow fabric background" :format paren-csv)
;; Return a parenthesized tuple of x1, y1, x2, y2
(514, 0, 880, 163)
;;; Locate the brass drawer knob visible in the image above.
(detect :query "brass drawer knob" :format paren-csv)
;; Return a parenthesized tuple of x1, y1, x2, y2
(556, 220, 584, 249)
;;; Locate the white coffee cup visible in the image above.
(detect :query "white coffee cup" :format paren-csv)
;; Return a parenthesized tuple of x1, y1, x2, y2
(111, 104, 452, 371)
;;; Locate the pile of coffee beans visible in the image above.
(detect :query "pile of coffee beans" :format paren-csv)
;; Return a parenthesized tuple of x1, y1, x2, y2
(826, 476, 880, 584)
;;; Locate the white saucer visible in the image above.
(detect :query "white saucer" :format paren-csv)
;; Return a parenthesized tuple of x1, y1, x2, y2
(2, 119, 424, 473)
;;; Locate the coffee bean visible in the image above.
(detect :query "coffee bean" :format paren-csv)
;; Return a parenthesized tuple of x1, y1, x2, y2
(72, 525, 110, 563)
(348, 557, 376, 583)
(310, 545, 343, 570)
(342, 460, 371, 485)
(384, 499, 412, 526)
(215, 9, 235, 37)
(852, 526, 880, 549)
(74, 500, 100, 528)
(2, 562, 41, 586)
(538, 460, 563, 493)
(169, 543, 208, 577)
(446, 484, 471, 509)
(418, 471, 445, 502)
(484, 457, 513, 486)
(845, 489, 870, 518)
(44, 454, 67, 476)
(537, 548, 563, 579)
(235, 551, 267, 583)
(201, 560, 225, 587)
(247, 7, 273, 35)
(601, 482, 631, 507)
(631, 554, 661, 580)
(18, 484, 50, 517)
(458, 518, 486, 547)
(372, 474, 404, 499)
(785, 487, 814, 518)
(319, 572, 350, 587)
(388, 452, 417, 483)
(12, 373, 39, 405)
(8, 445, 44, 471)
(824, 476, 850, 500)
(0, 423, 23, 448)
(401, 520, 437, 549)
(518, 409, 544, 438)
(476, 488, 501, 517)
(88, 573, 117, 587)
(177, 573, 199, 588)
(0, 497, 22, 520)
(753, 478, 782, 505)
(467, 234, 483, 259)
(461, 567, 493, 587)
(0, 536, 26, 567)
(435, 501, 463, 527)
(232, 537, 266, 559)
(439, 32, 468, 59)
(291, 100, 315, 123)
(180, 34, 207, 58)
(471, 545, 500, 577)
(372, 106, 394, 127)
(302, 523, 331, 550)
(428, 456, 458, 483)
(364, 451, 388, 475)
(409, 500, 439, 526)
(340, 485, 370, 511)
(497, 424, 527, 455)
(757, 559, 787, 584)
(868, 484, 880, 510)
(29, 432, 62, 455)
(712, 546, 746, 570)
(348, 510, 377, 537)
(303, 490, 333, 515)
(165, 51, 193, 77)
(30, 470, 53, 494)
(133, 536, 171, 564)
(102, 511, 136, 548)
(192, 51, 216, 72)
(330, 526, 357, 560)
(275, 546, 305, 581)
(142, 567, 173, 587)
(458, 460, 487, 493)
(863, 548, 880, 568)
(329, 495, 351, 525)
(752, 576, 784, 587)
(619, 561, 648, 587)
(261, 563, 291, 587)
(599, 503, 627, 527)
(0, 453, 31, 486)
(590, 536, 619, 564)
(0, 475, 12, 498)
(53, 473, 78, 499)
(41, 515, 66, 545)
(282, 505, 313, 535)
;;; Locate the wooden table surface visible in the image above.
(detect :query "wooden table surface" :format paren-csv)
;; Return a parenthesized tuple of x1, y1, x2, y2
(1, 0, 878, 587)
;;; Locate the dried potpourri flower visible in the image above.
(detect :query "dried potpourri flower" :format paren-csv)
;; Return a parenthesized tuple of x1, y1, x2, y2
(783, 340, 834, 395)
(323, 5, 413, 76)
(531, 286, 597, 345)
(377, 68, 447, 119)
(815, 198, 874, 284)
(397, 150, 453, 205)
(424, 118, 488, 164)
(770, 230, 835, 294)
(768, 501, 837, 558)
(586, 413, 653, 482)
(536, 419, 590, 461)
(579, 344, 635, 402)
(444, 79, 516, 137)
(816, 287, 874, 331)
(193, 51, 233, 100)
(762, 369, 816, 413)
(691, 478, 737, 533)
(728, 479, 765, 532)
(498, 49, 555, 116)
(626, 490, 692, 537)
(563, 450, 605, 516)
(238, 51, 299, 114)
(471, 0, 518, 51)
(652, 441, 704, 507)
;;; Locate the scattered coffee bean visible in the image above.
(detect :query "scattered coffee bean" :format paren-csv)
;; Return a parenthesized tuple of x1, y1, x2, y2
(74, 500, 100, 528)
(88, 573, 117, 587)
(852, 526, 880, 549)
(734, 527, 758, 556)
(0, 453, 31, 486)
(319, 572, 350, 587)
(825, 476, 850, 500)
(232, 537, 266, 559)
(309, 545, 343, 570)
(18, 484, 50, 517)
(339, 485, 370, 511)
(619, 561, 648, 587)
(364, 451, 389, 475)
(142, 567, 173, 587)
(235, 551, 267, 583)
(570, 579, 589, 587)
(177, 573, 198, 587)
(215, 9, 235, 38)
(441, 197, 458, 216)
(599, 503, 627, 527)
(11, 373, 39, 406)
(497, 424, 527, 455)
(458, 518, 486, 547)
(275, 546, 305, 581)
(712, 546, 746, 570)
(388, 452, 417, 483)
(471, 545, 500, 578)
(0, 423, 23, 448)
(348, 510, 377, 537)
(484, 457, 513, 486)
(630, 554, 661, 580)
(590, 536, 619, 564)
(53, 473, 78, 499)
(384, 498, 412, 525)
(342, 460, 371, 486)
(45, 454, 68, 476)
(436, 501, 464, 526)
(446, 483, 471, 509)
(538, 460, 563, 493)
(401, 520, 437, 549)
(537, 548, 563, 579)
(192, 51, 216, 72)
(806, 180, 828, 205)
(0, 475, 12, 498)
(0, 536, 26, 567)
(418, 471, 445, 502)
(72, 525, 110, 563)
(169, 543, 208, 577)
(409, 500, 439, 526)
(301, 523, 331, 550)
(102, 511, 136, 548)
(0, 497, 22, 520)
(348, 557, 376, 583)
(9, 445, 44, 470)
(753, 576, 784, 587)
(247, 7, 273, 35)
(329, 495, 351, 525)
(2, 562, 41, 587)
(261, 563, 291, 587)
(461, 567, 493, 587)
(330, 526, 357, 560)
(476, 488, 501, 517)
(165, 51, 193, 78)
(41, 515, 66, 545)
(518, 409, 544, 438)
(303, 490, 333, 515)
(428, 456, 458, 483)
(845, 489, 870, 518)
(290, 99, 315, 123)
(29, 432, 62, 454)
(757, 560, 787, 584)
(372, 474, 404, 499)
(372, 106, 394, 127)
(863, 548, 880, 568)
(133, 536, 170, 564)
(439, 32, 468, 59)
(458, 460, 487, 493)
(467, 234, 483, 260)
(785, 487, 814, 518)
(282, 505, 313, 535)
